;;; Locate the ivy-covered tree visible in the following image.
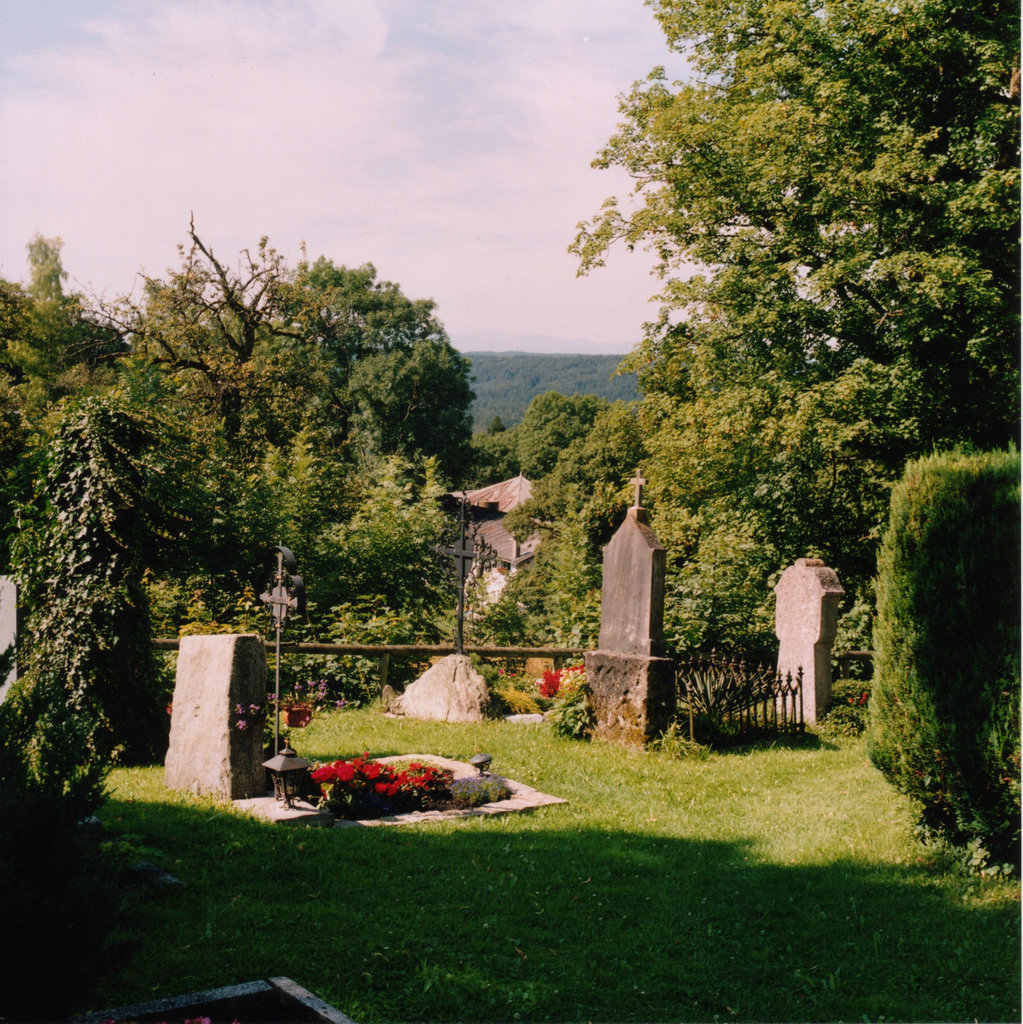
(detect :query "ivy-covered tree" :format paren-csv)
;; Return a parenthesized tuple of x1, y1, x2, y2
(572, 0, 1020, 652)
(11, 398, 169, 767)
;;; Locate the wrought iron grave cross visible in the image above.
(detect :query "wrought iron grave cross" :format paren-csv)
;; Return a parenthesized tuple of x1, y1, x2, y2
(259, 545, 305, 754)
(437, 495, 495, 654)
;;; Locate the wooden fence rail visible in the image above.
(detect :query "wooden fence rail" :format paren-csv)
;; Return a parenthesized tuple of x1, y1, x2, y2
(152, 639, 583, 693)
(153, 639, 582, 658)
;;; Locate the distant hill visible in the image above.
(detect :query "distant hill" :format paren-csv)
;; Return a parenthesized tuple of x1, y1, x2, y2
(453, 330, 632, 356)
(465, 351, 639, 430)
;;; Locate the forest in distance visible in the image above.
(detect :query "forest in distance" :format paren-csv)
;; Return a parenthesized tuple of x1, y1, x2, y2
(464, 351, 639, 430)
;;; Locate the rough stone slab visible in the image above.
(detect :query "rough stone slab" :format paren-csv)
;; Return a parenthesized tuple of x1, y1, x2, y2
(234, 794, 337, 827)
(0, 575, 15, 704)
(164, 634, 267, 800)
(389, 653, 490, 722)
(75, 977, 356, 1023)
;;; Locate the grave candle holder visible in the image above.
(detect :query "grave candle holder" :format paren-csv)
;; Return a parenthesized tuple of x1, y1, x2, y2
(262, 746, 310, 808)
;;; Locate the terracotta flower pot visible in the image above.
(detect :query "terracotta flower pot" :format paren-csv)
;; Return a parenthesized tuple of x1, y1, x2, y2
(284, 706, 313, 728)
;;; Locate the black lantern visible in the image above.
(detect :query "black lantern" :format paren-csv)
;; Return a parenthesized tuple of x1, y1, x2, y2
(470, 753, 492, 776)
(262, 746, 310, 808)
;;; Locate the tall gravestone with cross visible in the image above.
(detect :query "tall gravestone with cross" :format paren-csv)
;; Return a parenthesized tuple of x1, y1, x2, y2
(584, 472, 675, 745)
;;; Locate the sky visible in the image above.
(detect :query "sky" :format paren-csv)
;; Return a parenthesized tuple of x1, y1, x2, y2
(0, 0, 688, 354)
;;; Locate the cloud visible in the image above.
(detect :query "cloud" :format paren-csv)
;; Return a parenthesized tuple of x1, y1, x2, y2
(0, 0, 679, 345)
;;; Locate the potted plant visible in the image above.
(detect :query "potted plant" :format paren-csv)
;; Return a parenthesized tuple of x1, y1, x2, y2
(274, 680, 347, 728)
(279, 693, 313, 728)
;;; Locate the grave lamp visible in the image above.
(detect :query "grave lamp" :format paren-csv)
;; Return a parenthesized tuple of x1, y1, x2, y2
(470, 753, 492, 777)
(262, 746, 310, 809)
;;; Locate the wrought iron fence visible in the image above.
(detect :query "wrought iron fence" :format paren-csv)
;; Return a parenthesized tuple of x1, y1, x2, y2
(676, 652, 803, 744)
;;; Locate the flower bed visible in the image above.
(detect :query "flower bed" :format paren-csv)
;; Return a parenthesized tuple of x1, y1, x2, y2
(310, 753, 511, 820)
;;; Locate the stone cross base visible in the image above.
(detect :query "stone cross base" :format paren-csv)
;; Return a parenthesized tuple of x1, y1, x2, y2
(584, 651, 676, 747)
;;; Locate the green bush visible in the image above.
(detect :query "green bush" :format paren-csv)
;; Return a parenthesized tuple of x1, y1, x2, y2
(548, 686, 594, 740)
(0, 675, 119, 1020)
(818, 679, 871, 738)
(867, 449, 1020, 870)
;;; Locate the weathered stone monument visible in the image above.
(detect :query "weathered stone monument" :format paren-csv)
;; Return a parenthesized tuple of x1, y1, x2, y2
(774, 558, 844, 723)
(585, 473, 675, 745)
(165, 634, 267, 800)
(0, 576, 15, 704)
(389, 654, 491, 722)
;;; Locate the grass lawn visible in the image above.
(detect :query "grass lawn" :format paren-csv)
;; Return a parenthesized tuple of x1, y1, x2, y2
(85, 709, 1020, 1023)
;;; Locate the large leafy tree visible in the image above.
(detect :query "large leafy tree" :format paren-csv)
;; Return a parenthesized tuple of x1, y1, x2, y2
(572, 0, 1019, 653)
(114, 225, 474, 482)
(283, 257, 475, 483)
(113, 220, 299, 447)
(4, 237, 123, 418)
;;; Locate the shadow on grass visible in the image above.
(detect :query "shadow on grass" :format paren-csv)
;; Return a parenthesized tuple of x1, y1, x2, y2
(87, 794, 1020, 1024)
(710, 731, 836, 755)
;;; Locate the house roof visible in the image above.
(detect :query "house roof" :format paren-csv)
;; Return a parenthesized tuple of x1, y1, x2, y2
(470, 507, 540, 566)
(450, 474, 538, 568)
(462, 474, 532, 513)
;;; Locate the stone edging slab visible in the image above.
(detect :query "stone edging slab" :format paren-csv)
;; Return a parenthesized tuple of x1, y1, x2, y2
(74, 976, 356, 1024)
(234, 754, 566, 828)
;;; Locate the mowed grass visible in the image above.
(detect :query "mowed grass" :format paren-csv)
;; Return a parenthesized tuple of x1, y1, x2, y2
(87, 709, 1020, 1023)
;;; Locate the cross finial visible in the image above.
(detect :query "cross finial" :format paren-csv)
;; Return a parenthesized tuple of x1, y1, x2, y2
(630, 469, 647, 508)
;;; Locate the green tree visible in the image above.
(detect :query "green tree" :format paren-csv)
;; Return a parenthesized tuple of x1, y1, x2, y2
(11, 398, 168, 768)
(114, 219, 297, 446)
(314, 455, 448, 621)
(572, 0, 1020, 651)
(506, 400, 648, 554)
(349, 336, 474, 484)
(469, 428, 520, 485)
(513, 391, 607, 479)
(868, 449, 1020, 868)
(282, 256, 473, 477)
(5, 237, 123, 416)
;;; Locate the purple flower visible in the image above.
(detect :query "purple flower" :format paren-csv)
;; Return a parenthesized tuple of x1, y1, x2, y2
(235, 720, 247, 730)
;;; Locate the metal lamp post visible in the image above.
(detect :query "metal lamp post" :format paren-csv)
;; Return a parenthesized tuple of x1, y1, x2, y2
(258, 544, 305, 755)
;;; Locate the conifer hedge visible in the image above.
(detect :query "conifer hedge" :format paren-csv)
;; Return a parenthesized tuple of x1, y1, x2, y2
(867, 449, 1020, 869)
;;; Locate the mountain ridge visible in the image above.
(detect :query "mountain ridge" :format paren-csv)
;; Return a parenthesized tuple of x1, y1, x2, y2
(465, 351, 639, 430)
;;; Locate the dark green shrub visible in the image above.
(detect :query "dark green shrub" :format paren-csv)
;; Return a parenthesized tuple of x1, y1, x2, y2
(819, 679, 871, 738)
(0, 680, 119, 1020)
(867, 449, 1020, 870)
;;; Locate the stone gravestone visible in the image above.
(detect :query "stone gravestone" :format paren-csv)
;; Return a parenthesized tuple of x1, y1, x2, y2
(389, 654, 491, 723)
(165, 634, 267, 800)
(0, 576, 15, 704)
(584, 473, 675, 745)
(774, 558, 844, 723)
